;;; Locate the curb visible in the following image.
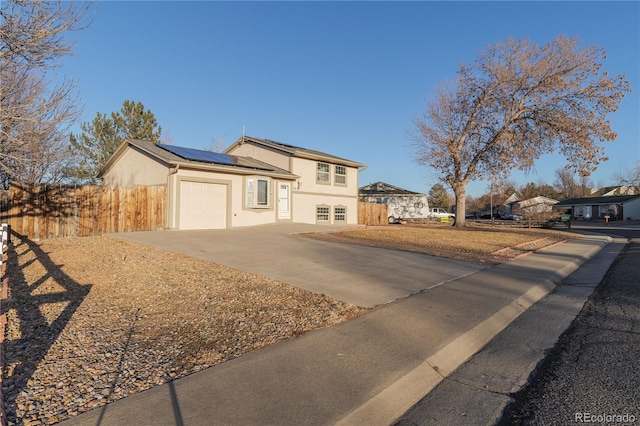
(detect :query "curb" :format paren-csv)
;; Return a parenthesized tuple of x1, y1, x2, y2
(335, 281, 556, 426)
(336, 236, 611, 426)
(394, 236, 627, 426)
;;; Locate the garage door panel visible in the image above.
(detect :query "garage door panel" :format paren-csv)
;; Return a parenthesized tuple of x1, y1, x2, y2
(179, 182, 227, 230)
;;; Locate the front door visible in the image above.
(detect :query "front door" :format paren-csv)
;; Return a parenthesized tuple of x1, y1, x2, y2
(278, 183, 291, 220)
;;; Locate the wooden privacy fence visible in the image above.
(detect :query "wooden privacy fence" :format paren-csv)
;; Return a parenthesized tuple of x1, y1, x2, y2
(358, 201, 388, 226)
(0, 184, 167, 239)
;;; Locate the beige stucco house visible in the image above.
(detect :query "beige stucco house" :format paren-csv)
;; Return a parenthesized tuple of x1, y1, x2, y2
(98, 136, 366, 230)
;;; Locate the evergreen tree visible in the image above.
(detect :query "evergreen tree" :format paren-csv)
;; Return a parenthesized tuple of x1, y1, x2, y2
(69, 100, 162, 183)
(428, 183, 451, 210)
(113, 100, 162, 142)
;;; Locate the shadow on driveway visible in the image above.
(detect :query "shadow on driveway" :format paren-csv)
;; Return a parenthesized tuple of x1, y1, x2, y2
(109, 224, 486, 308)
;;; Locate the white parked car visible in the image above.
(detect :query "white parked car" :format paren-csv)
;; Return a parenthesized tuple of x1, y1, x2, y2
(427, 207, 455, 221)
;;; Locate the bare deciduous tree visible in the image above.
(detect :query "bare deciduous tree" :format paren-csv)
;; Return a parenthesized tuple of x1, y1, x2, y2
(205, 136, 226, 153)
(613, 162, 640, 194)
(0, 0, 91, 188)
(553, 167, 593, 199)
(412, 35, 631, 227)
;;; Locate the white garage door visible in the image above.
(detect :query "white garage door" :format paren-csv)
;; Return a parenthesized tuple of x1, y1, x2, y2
(179, 181, 227, 230)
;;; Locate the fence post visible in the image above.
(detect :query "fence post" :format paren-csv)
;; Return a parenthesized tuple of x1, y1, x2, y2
(1, 223, 7, 267)
(0, 222, 8, 426)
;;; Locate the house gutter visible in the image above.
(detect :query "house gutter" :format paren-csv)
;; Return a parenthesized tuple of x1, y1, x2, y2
(165, 164, 180, 230)
(171, 160, 298, 180)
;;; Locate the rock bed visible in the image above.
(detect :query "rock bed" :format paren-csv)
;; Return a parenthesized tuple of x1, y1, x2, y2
(2, 235, 366, 425)
(491, 236, 569, 258)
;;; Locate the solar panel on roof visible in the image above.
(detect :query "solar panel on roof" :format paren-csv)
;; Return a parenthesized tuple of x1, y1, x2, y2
(157, 144, 275, 172)
(158, 144, 231, 164)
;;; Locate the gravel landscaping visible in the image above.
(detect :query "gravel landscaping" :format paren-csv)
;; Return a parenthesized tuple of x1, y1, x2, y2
(2, 235, 365, 425)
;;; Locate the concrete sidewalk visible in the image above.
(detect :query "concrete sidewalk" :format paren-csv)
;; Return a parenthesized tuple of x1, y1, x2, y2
(61, 233, 615, 426)
(395, 235, 627, 425)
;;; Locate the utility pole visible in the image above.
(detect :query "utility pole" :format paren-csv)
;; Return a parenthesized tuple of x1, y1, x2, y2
(490, 183, 494, 225)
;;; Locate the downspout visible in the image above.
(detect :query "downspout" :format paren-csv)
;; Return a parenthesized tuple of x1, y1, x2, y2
(168, 164, 180, 229)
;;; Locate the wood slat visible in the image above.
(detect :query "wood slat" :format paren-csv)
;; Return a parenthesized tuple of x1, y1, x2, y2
(0, 184, 168, 239)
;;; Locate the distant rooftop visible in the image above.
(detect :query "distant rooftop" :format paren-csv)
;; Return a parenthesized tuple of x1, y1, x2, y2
(359, 181, 423, 196)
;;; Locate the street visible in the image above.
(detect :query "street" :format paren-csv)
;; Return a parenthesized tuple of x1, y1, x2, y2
(499, 225, 640, 425)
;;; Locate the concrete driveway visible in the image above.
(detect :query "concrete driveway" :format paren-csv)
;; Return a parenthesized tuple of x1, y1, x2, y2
(110, 224, 485, 307)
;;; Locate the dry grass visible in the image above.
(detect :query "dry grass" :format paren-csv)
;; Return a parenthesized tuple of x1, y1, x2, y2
(302, 223, 576, 264)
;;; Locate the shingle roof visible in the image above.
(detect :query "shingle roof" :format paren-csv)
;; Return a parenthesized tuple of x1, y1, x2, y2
(515, 196, 559, 209)
(591, 186, 635, 197)
(231, 136, 366, 168)
(359, 181, 424, 196)
(555, 194, 640, 206)
(99, 139, 298, 179)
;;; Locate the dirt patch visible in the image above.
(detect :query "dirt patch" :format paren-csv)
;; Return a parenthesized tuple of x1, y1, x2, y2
(3, 235, 365, 425)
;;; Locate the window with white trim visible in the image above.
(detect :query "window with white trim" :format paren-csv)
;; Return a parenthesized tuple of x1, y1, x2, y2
(334, 206, 347, 222)
(316, 162, 330, 184)
(316, 205, 330, 222)
(246, 177, 271, 208)
(335, 165, 347, 185)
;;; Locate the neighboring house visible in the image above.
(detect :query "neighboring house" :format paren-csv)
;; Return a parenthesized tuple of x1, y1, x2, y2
(503, 192, 520, 207)
(553, 194, 640, 221)
(98, 136, 366, 230)
(359, 181, 429, 223)
(512, 196, 559, 216)
(591, 185, 636, 197)
(502, 193, 558, 217)
(500, 193, 521, 216)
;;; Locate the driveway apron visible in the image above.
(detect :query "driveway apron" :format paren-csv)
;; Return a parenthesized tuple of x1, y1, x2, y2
(109, 224, 485, 307)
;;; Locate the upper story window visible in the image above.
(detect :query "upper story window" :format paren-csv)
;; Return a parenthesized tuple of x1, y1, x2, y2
(317, 162, 330, 184)
(246, 177, 271, 208)
(335, 165, 347, 185)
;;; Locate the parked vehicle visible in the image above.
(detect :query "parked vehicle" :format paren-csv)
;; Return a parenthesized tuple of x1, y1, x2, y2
(386, 197, 430, 224)
(387, 204, 456, 224)
(500, 213, 524, 220)
(427, 207, 455, 221)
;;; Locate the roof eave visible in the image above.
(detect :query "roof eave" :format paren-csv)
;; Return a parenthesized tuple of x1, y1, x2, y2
(231, 136, 367, 168)
(292, 151, 367, 168)
(97, 139, 135, 178)
(173, 160, 299, 179)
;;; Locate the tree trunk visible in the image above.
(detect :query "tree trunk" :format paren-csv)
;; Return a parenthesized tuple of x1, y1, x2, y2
(453, 183, 467, 228)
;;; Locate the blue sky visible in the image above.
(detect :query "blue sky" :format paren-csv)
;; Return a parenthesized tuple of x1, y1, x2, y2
(62, 1, 639, 197)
